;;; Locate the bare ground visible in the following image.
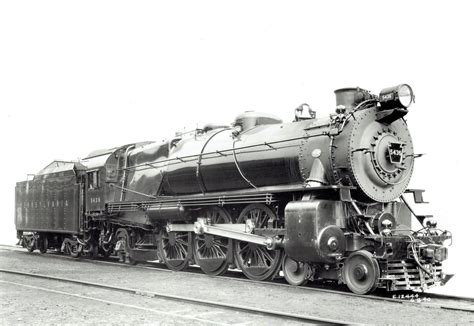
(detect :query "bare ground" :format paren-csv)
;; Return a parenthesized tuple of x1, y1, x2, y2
(1, 248, 473, 325)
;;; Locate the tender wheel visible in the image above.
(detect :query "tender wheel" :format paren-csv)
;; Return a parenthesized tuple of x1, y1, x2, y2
(69, 242, 82, 258)
(63, 238, 82, 258)
(24, 235, 35, 253)
(26, 243, 35, 253)
(343, 250, 380, 294)
(38, 235, 48, 254)
(158, 229, 192, 271)
(193, 207, 232, 276)
(85, 242, 99, 259)
(234, 204, 282, 281)
(282, 254, 310, 286)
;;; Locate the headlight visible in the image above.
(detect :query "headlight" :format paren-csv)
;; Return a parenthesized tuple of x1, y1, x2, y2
(398, 84, 413, 107)
(435, 246, 448, 262)
(421, 244, 448, 262)
(379, 84, 415, 110)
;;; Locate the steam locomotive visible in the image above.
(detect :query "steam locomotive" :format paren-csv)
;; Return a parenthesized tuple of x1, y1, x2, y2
(15, 84, 452, 294)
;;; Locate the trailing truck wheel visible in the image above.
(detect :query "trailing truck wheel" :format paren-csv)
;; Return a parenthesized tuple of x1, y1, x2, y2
(99, 244, 113, 258)
(234, 204, 282, 281)
(282, 254, 310, 286)
(343, 250, 380, 294)
(158, 229, 192, 271)
(193, 207, 233, 276)
(116, 229, 137, 265)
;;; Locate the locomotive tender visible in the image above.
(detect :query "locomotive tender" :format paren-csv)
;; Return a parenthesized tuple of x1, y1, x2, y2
(15, 84, 452, 294)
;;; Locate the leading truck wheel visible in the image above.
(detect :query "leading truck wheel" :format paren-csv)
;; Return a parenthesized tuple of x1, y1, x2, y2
(282, 254, 310, 286)
(234, 204, 282, 281)
(343, 250, 380, 294)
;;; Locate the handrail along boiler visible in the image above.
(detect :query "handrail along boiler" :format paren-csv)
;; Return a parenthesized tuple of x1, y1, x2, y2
(15, 84, 452, 294)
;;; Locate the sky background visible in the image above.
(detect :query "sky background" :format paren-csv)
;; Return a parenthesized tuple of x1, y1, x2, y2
(1, 1, 473, 297)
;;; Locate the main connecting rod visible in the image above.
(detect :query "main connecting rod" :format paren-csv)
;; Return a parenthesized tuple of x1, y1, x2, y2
(167, 219, 281, 250)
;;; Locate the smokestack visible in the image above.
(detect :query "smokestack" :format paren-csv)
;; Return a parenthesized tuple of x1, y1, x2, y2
(334, 87, 371, 112)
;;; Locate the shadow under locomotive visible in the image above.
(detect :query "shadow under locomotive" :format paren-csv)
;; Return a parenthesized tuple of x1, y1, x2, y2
(15, 84, 452, 294)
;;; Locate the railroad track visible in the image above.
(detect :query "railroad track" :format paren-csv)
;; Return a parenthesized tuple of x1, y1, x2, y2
(2, 244, 473, 313)
(0, 268, 348, 325)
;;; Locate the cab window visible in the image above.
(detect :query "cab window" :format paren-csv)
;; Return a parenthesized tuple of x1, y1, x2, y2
(87, 171, 99, 189)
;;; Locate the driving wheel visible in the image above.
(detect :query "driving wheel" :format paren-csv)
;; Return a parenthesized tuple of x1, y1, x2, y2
(193, 207, 232, 276)
(234, 204, 282, 281)
(158, 229, 192, 271)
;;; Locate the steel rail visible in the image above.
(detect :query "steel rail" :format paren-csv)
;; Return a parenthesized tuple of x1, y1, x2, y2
(0, 279, 224, 325)
(0, 268, 350, 325)
(138, 260, 474, 313)
(2, 245, 473, 312)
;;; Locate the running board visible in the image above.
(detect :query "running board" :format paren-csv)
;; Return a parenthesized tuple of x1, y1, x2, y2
(166, 219, 282, 250)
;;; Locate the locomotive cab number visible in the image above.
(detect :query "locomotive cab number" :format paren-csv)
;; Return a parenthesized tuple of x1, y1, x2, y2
(90, 197, 101, 204)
